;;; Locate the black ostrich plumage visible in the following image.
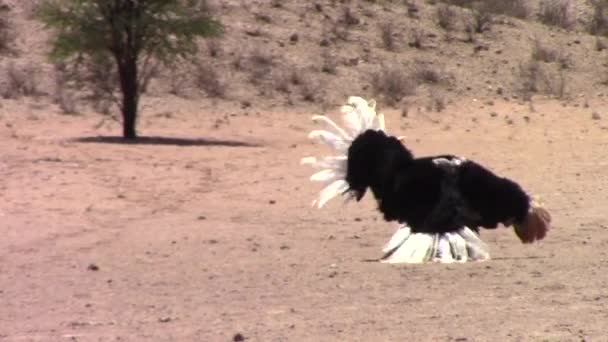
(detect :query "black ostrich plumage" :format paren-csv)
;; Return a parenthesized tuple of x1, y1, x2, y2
(345, 130, 531, 235)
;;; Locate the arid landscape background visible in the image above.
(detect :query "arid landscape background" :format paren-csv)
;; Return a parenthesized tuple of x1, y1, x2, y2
(3, 0, 608, 341)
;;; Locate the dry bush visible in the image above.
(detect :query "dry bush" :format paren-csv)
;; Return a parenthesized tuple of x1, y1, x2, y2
(246, 49, 274, 84)
(538, 0, 574, 29)
(300, 76, 319, 102)
(195, 63, 226, 98)
(437, 0, 474, 6)
(480, 0, 529, 19)
(1, 63, 39, 99)
(588, 0, 608, 35)
(167, 71, 190, 97)
(339, 7, 360, 27)
(439, 0, 528, 18)
(330, 22, 350, 42)
(518, 60, 542, 100)
(371, 66, 417, 107)
(517, 60, 568, 100)
(531, 39, 559, 63)
(427, 92, 447, 112)
(436, 4, 458, 31)
(0, 7, 14, 54)
(412, 63, 446, 84)
(53, 64, 78, 115)
(274, 72, 291, 94)
(379, 22, 398, 51)
(597, 37, 607, 51)
(274, 68, 306, 93)
(206, 39, 222, 58)
(531, 38, 572, 69)
(254, 12, 272, 24)
(469, 7, 493, 33)
(321, 51, 338, 74)
(405, 1, 420, 18)
(409, 28, 426, 49)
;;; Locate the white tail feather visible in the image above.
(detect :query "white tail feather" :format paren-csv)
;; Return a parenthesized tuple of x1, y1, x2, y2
(311, 115, 352, 141)
(459, 227, 490, 261)
(301, 156, 347, 170)
(446, 232, 468, 262)
(436, 236, 454, 263)
(382, 225, 411, 254)
(381, 227, 490, 264)
(382, 233, 434, 264)
(308, 130, 349, 151)
(316, 179, 349, 208)
(310, 169, 344, 183)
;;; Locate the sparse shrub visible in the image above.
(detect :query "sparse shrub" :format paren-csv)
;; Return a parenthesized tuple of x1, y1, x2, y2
(480, 0, 529, 19)
(340, 7, 360, 27)
(531, 39, 559, 63)
(53, 64, 78, 114)
(469, 8, 492, 33)
(597, 37, 607, 51)
(2, 63, 39, 99)
(274, 72, 291, 94)
(518, 60, 543, 100)
(405, 1, 420, 18)
(517, 59, 568, 100)
(254, 12, 271, 23)
(300, 77, 319, 102)
(371, 66, 417, 107)
(441, 0, 528, 19)
(437, 0, 474, 6)
(548, 68, 568, 99)
(0, 6, 14, 54)
(247, 49, 274, 84)
(428, 93, 446, 112)
(330, 22, 350, 41)
(379, 22, 398, 51)
(588, 0, 608, 35)
(531, 38, 572, 69)
(412, 62, 445, 84)
(409, 28, 426, 49)
(436, 4, 458, 31)
(206, 39, 222, 58)
(196, 63, 226, 98)
(321, 51, 338, 74)
(539, 0, 574, 29)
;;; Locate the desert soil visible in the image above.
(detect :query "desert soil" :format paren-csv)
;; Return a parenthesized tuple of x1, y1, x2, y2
(3, 96, 608, 342)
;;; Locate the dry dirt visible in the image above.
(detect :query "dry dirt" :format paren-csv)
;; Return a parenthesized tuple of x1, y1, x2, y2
(4, 0, 608, 341)
(3, 96, 608, 342)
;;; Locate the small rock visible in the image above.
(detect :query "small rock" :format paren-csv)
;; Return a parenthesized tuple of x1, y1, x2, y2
(197, 215, 207, 220)
(592, 112, 601, 120)
(87, 263, 99, 271)
(158, 317, 172, 323)
(233, 333, 245, 342)
(269, 200, 276, 205)
(289, 33, 298, 43)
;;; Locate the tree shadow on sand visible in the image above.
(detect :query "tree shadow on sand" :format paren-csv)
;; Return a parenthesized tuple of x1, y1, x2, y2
(73, 136, 262, 147)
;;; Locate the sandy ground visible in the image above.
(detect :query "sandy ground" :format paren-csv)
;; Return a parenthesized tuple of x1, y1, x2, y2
(3, 97, 608, 341)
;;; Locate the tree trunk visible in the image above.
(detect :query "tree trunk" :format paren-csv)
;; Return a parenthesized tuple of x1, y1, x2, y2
(118, 57, 139, 140)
